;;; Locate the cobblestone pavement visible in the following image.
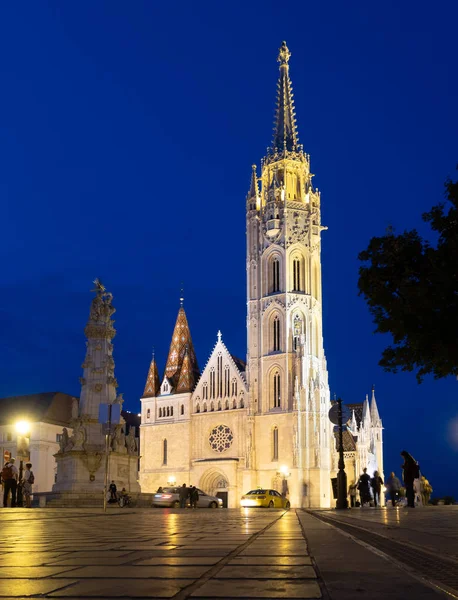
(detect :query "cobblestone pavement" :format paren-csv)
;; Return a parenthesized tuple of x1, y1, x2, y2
(0, 508, 321, 599)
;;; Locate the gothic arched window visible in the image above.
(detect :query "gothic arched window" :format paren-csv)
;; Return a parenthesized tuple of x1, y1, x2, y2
(225, 399, 229, 410)
(196, 403, 200, 413)
(293, 257, 302, 291)
(273, 371, 281, 408)
(203, 402, 207, 413)
(166, 407, 170, 417)
(146, 408, 151, 419)
(273, 316, 281, 352)
(181, 404, 184, 415)
(203, 383, 208, 400)
(232, 378, 237, 397)
(272, 257, 280, 293)
(163, 439, 167, 465)
(158, 408, 162, 418)
(224, 365, 230, 397)
(210, 401, 215, 412)
(273, 426, 279, 460)
(218, 401, 222, 411)
(170, 406, 173, 417)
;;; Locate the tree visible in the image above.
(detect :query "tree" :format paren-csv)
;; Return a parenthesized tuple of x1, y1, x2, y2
(358, 173, 458, 382)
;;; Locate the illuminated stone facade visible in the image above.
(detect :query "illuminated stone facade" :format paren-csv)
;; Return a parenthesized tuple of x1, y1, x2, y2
(139, 42, 383, 507)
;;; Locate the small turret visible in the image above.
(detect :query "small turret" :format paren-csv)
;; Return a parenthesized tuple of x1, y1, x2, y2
(246, 164, 259, 211)
(143, 352, 160, 398)
(176, 347, 197, 393)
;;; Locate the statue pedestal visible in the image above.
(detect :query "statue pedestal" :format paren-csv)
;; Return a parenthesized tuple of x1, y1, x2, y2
(53, 449, 140, 495)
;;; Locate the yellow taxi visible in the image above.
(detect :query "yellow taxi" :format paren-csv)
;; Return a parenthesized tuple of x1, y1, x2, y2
(240, 489, 290, 509)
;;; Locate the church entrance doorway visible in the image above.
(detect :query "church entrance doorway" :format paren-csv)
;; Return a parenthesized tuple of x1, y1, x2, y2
(199, 468, 230, 508)
(216, 491, 228, 507)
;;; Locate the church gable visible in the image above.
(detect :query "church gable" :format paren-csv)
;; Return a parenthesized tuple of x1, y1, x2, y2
(160, 376, 173, 396)
(191, 332, 247, 413)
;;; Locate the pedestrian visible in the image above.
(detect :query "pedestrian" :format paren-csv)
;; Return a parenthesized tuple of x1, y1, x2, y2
(190, 486, 199, 509)
(371, 471, 384, 507)
(23, 462, 34, 508)
(357, 468, 372, 507)
(179, 483, 188, 508)
(157, 486, 163, 494)
(421, 476, 433, 506)
(348, 481, 357, 508)
(109, 480, 117, 502)
(401, 450, 420, 508)
(2, 457, 18, 508)
(386, 472, 402, 506)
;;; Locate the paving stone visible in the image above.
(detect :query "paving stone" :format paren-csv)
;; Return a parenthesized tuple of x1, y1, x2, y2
(1, 579, 77, 596)
(217, 565, 317, 579)
(0, 566, 79, 578)
(45, 557, 141, 566)
(0, 553, 69, 566)
(135, 556, 221, 565)
(52, 565, 210, 578)
(192, 578, 322, 598)
(48, 578, 195, 597)
(229, 556, 312, 566)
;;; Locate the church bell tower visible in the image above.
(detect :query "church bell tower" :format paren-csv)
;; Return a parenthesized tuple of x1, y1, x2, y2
(246, 42, 332, 507)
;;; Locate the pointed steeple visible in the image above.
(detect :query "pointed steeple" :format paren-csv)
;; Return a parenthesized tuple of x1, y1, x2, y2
(164, 303, 199, 388)
(272, 41, 300, 154)
(247, 164, 259, 199)
(143, 352, 160, 398)
(370, 386, 382, 426)
(176, 347, 197, 393)
(350, 409, 358, 434)
(362, 394, 371, 427)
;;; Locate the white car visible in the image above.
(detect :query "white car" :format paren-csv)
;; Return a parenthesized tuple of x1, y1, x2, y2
(153, 487, 223, 508)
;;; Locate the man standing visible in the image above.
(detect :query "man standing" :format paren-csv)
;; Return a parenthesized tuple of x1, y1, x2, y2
(109, 480, 117, 502)
(179, 483, 188, 509)
(357, 468, 372, 507)
(401, 450, 420, 508)
(23, 463, 34, 509)
(2, 457, 18, 507)
(386, 472, 402, 506)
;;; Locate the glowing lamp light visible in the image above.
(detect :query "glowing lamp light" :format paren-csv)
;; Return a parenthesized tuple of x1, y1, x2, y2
(280, 465, 289, 476)
(167, 475, 176, 485)
(15, 421, 30, 435)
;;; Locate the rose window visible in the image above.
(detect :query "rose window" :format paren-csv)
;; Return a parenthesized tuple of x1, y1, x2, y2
(209, 425, 233, 453)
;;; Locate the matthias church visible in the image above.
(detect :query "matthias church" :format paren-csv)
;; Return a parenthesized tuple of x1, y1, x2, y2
(139, 42, 384, 508)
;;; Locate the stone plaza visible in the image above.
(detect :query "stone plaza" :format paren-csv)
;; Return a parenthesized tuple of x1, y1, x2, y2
(0, 506, 457, 598)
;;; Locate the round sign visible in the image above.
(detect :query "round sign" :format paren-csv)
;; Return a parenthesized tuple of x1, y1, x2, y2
(328, 403, 351, 426)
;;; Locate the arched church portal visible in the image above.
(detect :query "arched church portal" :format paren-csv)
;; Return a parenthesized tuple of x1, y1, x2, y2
(199, 468, 230, 508)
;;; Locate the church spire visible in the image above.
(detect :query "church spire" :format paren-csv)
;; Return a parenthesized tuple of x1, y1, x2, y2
(143, 351, 160, 398)
(370, 386, 382, 426)
(271, 41, 300, 155)
(247, 164, 259, 199)
(164, 302, 199, 388)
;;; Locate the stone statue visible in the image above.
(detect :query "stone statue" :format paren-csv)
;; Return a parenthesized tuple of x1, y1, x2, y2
(60, 428, 69, 452)
(70, 420, 86, 451)
(90, 294, 105, 323)
(126, 428, 137, 455)
(71, 397, 79, 420)
(111, 425, 127, 453)
(114, 393, 124, 406)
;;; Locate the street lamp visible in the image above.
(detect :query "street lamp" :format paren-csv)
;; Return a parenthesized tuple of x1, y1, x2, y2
(167, 475, 176, 486)
(15, 420, 30, 508)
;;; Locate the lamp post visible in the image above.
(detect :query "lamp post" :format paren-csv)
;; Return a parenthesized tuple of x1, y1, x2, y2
(15, 420, 30, 508)
(336, 398, 348, 510)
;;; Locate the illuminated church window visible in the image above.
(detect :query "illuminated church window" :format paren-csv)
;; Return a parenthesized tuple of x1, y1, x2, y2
(209, 424, 233, 453)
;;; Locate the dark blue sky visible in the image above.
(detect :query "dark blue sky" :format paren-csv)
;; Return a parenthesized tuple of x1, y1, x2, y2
(1, 2, 457, 497)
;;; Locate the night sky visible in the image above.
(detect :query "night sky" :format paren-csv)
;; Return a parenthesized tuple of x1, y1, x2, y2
(1, 2, 457, 497)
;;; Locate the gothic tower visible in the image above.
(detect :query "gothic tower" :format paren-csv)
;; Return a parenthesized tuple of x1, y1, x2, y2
(246, 42, 332, 507)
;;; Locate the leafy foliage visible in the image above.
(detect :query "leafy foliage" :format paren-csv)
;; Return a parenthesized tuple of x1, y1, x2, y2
(358, 173, 458, 382)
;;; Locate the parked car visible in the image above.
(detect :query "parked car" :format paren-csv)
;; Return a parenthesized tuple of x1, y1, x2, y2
(240, 488, 290, 509)
(153, 487, 223, 508)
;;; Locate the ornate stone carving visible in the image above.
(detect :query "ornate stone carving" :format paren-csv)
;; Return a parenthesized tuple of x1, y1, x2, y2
(209, 425, 233, 453)
(111, 425, 127, 454)
(70, 420, 86, 451)
(81, 451, 103, 478)
(59, 428, 70, 453)
(94, 383, 103, 393)
(79, 377, 86, 386)
(126, 428, 137, 455)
